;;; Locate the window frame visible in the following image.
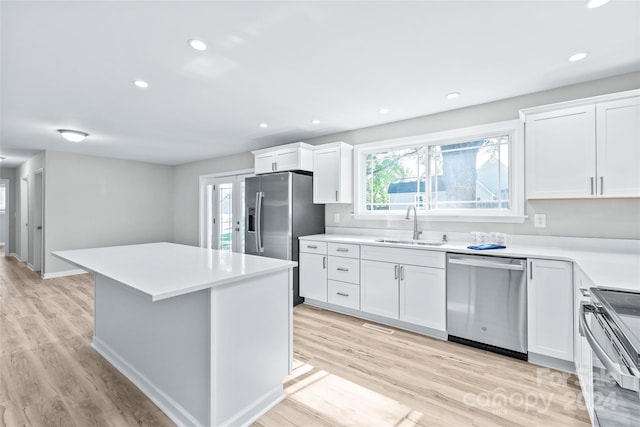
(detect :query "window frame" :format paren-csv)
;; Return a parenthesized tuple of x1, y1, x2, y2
(353, 119, 525, 223)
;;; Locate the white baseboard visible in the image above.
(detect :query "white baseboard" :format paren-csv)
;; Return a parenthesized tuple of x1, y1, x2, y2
(43, 269, 88, 279)
(8, 253, 21, 260)
(27, 263, 36, 271)
(92, 337, 203, 427)
(220, 386, 285, 427)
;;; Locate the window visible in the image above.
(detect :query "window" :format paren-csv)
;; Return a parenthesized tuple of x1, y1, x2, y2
(355, 120, 524, 222)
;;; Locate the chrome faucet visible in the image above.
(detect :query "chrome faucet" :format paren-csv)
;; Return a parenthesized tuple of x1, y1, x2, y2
(405, 205, 422, 240)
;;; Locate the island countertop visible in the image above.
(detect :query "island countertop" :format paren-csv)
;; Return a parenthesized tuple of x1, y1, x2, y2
(53, 242, 297, 301)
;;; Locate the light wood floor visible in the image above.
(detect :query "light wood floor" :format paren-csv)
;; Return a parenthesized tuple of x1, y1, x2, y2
(0, 255, 591, 427)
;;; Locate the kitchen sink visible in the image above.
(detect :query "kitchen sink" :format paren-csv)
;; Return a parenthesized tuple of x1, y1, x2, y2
(374, 238, 446, 247)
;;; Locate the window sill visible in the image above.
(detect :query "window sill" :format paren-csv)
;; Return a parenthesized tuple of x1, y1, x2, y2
(352, 213, 526, 224)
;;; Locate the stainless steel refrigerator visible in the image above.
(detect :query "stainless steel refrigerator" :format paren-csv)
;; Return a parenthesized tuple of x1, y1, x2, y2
(245, 171, 325, 305)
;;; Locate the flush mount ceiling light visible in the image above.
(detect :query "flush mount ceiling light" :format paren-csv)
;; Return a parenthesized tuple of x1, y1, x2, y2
(378, 108, 389, 114)
(569, 52, 589, 62)
(446, 91, 461, 99)
(586, 0, 611, 8)
(133, 79, 149, 89)
(311, 119, 321, 125)
(259, 123, 269, 128)
(188, 39, 207, 51)
(57, 129, 89, 143)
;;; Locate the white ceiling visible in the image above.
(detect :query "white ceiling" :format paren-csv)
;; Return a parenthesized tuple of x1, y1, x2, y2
(1, 0, 639, 168)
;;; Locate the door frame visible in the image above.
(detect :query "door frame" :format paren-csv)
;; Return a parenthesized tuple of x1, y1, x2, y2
(198, 169, 253, 251)
(33, 169, 45, 276)
(0, 179, 10, 256)
(20, 176, 29, 262)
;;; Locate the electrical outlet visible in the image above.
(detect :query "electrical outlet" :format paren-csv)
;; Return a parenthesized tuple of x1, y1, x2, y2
(534, 214, 546, 228)
(334, 213, 340, 223)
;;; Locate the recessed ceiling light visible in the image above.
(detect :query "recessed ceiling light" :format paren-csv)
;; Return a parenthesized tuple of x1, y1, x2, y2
(446, 92, 461, 99)
(188, 39, 207, 51)
(569, 52, 589, 62)
(259, 123, 268, 128)
(57, 129, 89, 143)
(133, 79, 149, 89)
(311, 119, 321, 125)
(586, 0, 611, 8)
(378, 108, 389, 114)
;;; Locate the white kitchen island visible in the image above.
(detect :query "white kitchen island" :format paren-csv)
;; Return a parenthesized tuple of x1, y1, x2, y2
(52, 242, 296, 427)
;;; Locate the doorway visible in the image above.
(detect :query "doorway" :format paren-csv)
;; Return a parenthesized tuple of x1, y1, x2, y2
(20, 177, 28, 262)
(0, 179, 9, 256)
(32, 169, 44, 274)
(199, 170, 252, 253)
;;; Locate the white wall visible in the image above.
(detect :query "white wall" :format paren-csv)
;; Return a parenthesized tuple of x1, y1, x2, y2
(44, 151, 174, 275)
(0, 167, 16, 254)
(303, 71, 640, 240)
(173, 152, 253, 246)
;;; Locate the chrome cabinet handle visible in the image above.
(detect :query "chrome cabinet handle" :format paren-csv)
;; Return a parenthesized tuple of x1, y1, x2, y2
(336, 267, 349, 272)
(322, 256, 326, 269)
(394, 265, 398, 280)
(336, 248, 349, 252)
(590, 177, 594, 195)
(600, 176, 604, 195)
(400, 265, 404, 280)
(307, 244, 318, 249)
(337, 292, 349, 297)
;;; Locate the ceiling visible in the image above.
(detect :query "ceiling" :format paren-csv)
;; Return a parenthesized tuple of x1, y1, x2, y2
(1, 0, 639, 168)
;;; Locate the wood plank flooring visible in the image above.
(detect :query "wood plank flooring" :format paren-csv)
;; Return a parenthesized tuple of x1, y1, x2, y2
(0, 254, 590, 426)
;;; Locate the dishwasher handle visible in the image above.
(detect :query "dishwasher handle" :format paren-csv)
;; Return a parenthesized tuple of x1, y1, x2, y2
(448, 256, 525, 271)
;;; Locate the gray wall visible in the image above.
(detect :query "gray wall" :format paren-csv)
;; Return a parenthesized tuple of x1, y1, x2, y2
(173, 152, 253, 246)
(0, 166, 17, 254)
(302, 71, 640, 240)
(45, 151, 174, 274)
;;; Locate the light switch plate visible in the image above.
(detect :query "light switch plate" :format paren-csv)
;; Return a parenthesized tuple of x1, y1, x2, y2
(534, 213, 546, 228)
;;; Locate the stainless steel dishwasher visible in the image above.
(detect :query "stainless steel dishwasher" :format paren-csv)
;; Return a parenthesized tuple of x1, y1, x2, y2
(446, 253, 527, 359)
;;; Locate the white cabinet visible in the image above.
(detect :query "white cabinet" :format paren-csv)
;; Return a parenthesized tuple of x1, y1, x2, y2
(360, 260, 399, 319)
(299, 241, 327, 302)
(326, 242, 361, 310)
(252, 142, 314, 174)
(522, 91, 640, 199)
(399, 264, 446, 330)
(313, 142, 353, 203)
(527, 258, 573, 361)
(360, 245, 446, 330)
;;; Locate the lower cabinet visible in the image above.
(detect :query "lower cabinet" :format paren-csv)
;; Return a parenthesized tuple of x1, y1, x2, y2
(527, 258, 574, 361)
(399, 264, 446, 330)
(360, 260, 400, 319)
(299, 248, 327, 302)
(327, 281, 360, 310)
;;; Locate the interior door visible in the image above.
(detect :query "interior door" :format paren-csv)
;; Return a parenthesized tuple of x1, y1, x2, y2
(0, 180, 7, 256)
(202, 174, 249, 253)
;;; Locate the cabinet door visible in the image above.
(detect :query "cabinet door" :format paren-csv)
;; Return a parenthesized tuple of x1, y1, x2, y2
(274, 149, 299, 171)
(254, 153, 275, 174)
(525, 106, 596, 198)
(528, 259, 573, 361)
(299, 252, 327, 302)
(360, 260, 399, 319)
(399, 264, 446, 331)
(596, 96, 640, 197)
(313, 147, 340, 203)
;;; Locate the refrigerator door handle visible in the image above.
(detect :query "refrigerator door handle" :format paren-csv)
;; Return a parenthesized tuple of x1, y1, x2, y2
(255, 191, 265, 253)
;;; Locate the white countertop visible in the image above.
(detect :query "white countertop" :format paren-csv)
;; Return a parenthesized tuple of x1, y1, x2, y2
(53, 242, 297, 301)
(300, 234, 640, 291)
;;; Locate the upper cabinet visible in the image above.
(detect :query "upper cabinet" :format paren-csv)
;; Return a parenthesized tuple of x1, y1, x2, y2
(313, 142, 353, 204)
(521, 90, 639, 199)
(252, 142, 314, 174)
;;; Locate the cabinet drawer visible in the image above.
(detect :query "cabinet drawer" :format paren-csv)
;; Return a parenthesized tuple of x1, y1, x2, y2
(328, 281, 360, 310)
(328, 256, 360, 284)
(328, 242, 360, 258)
(361, 245, 445, 269)
(299, 241, 327, 254)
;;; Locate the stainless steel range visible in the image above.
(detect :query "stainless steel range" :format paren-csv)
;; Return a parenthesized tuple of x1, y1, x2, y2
(580, 287, 640, 426)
